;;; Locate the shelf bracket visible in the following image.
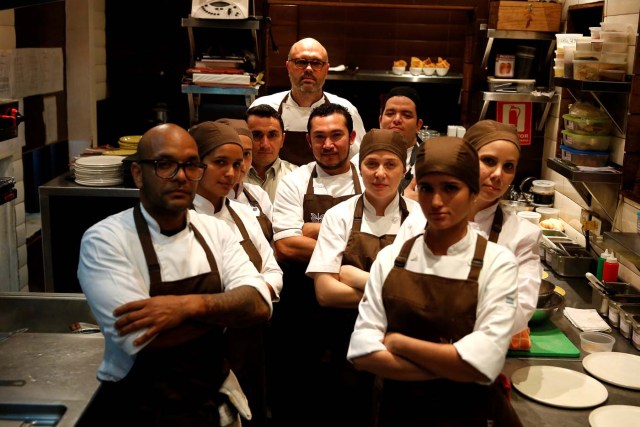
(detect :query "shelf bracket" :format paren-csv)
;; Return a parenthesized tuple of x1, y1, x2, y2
(564, 88, 629, 136)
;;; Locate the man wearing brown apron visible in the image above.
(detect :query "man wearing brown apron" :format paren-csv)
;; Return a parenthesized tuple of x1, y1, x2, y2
(248, 38, 366, 166)
(348, 137, 522, 426)
(270, 103, 362, 425)
(307, 129, 421, 426)
(77, 123, 273, 427)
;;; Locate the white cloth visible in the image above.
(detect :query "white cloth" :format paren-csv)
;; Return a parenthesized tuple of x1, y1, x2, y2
(193, 194, 283, 301)
(306, 194, 420, 274)
(272, 162, 363, 241)
(563, 307, 612, 332)
(249, 90, 366, 157)
(348, 226, 518, 383)
(77, 205, 272, 382)
(228, 182, 274, 222)
(244, 158, 298, 203)
(395, 203, 542, 334)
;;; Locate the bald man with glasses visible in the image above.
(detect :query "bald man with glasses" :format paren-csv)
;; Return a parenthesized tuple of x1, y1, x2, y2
(249, 37, 366, 166)
(78, 123, 272, 426)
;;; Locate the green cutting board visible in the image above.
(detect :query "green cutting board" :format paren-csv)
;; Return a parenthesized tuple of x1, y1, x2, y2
(508, 320, 580, 358)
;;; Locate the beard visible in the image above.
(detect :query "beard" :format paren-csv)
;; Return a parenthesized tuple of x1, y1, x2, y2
(316, 150, 350, 172)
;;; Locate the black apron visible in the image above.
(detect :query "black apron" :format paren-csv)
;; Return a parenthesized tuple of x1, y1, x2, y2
(269, 164, 361, 426)
(277, 93, 330, 166)
(83, 204, 227, 427)
(225, 200, 268, 427)
(376, 233, 522, 427)
(322, 195, 410, 427)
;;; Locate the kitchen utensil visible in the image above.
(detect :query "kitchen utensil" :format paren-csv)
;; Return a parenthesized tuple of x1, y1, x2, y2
(582, 352, 640, 390)
(0, 380, 26, 386)
(580, 331, 615, 352)
(537, 280, 556, 306)
(586, 272, 614, 295)
(68, 322, 101, 334)
(530, 291, 564, 325)
(507, 321, 580, 358)
(511, 365, 608, 408)
(0, 328, 28, 343)
(589, 405, 640, 427)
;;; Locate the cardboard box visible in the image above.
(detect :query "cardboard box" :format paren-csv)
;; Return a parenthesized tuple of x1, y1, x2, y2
(489, 1, 562, 32)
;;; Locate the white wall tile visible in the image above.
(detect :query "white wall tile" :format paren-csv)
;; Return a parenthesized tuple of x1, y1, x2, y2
(15, 201, 24, 226)
(617, 200, 640, 232)
(15, 223, 25, 253)
(609, 136, 625, 164)
(14, 180, 23, 204)
(19, 264, 28, 291)
(606, 0, 640, 17)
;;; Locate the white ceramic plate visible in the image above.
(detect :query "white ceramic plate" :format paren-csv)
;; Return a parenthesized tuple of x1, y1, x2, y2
(75, 155, 126, 167)
(583, 352, 640, 390)
(75, 178, 123, 187)
(589, 405, 640, 427)
(511, 366, 608, 409)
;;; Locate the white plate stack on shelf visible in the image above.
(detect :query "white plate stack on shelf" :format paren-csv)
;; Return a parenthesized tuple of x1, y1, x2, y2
(74, 155, 126, 187)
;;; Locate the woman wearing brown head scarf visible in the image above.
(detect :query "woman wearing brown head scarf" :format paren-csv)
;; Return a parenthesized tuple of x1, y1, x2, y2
(348, 137, 521, 426)
(395, 120, 542, 338)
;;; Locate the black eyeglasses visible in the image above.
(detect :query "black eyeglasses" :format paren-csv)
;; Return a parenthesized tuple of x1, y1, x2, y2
(288, 58, 327, 71)
(137, 159, 207, 181)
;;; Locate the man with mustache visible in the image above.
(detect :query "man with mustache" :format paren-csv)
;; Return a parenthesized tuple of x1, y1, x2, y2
(269, 103, 363, 426)
(249, 37, 366, 166)
(77, 123, 272, 426)
(244, 104, 298, 203)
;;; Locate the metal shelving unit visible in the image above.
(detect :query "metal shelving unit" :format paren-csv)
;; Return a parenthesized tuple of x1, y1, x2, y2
(480, 91, 558, 130)
(481, 29, 556, 70)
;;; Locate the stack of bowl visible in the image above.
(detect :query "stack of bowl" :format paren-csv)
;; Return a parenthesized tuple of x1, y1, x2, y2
(529, 280, 564, 325)
(561, 102, 613, 168)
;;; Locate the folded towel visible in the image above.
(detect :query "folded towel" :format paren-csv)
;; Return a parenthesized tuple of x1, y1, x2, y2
(509, 328, 531, 350)
(563, 307, 611, 332)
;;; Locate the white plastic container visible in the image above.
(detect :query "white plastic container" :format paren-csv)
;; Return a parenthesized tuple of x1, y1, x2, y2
(601, 41, 628, 53)
(589, 26, 601, 39)
(555, 33, 583, 48)
(536, 207, 559, 221)
(517, 211, 542, 225)
(601, 31, 628, 43)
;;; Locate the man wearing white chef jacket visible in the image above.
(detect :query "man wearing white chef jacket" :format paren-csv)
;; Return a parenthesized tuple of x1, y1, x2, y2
(249, 37, 366, 165)
(77, 123, 272, 427)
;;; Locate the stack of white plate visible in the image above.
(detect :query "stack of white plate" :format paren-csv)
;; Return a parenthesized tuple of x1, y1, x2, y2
(74, 155, 126, 186)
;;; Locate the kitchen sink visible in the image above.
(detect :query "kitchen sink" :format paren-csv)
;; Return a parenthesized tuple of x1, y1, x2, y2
(0, 292, 96, 333)
(0, 403, 66, 426)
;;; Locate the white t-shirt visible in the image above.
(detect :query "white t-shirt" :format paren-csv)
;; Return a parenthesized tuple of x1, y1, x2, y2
(250, 90, 366, 157)
(78, 205, 272, 382)
(193, 194, 282, 300)
(306, 193, 420, 274)
(272, 162, 363, 241)
(394, 203, 542, 334)
(347, 226, 518, 383)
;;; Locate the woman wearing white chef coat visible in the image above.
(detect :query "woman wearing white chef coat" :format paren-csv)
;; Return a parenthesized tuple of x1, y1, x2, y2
(189, 121, 282, 427)
(347, 136, 522, 426)
(306, 129, 420, 427)
(395, 120, 541, 338)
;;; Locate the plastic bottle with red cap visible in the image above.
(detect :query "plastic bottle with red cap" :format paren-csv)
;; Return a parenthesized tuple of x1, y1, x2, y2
(602, 252, 619, 283)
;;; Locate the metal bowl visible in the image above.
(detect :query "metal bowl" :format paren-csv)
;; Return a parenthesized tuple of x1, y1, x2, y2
(529, 292, 565, 325)
(500, 200, 535, 214)
(537, 280, 556, 306)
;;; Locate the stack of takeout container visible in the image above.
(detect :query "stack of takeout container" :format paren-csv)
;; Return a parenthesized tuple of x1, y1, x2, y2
(569, 23, 632, 82)
(561, 101, 613, 167)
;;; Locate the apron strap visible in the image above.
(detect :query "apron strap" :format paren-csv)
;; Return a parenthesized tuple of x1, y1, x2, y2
(398, 197, 410, 224)
(133, 204, 162, 284)
(189, 223, 223, 294)
(242, 188, 261, 212)
(350, 162, 362, 194)
(394, 234, 422, 268)
(468, 235, 488, 282)
(306, 165, 318, 195)
(351, 195, 365, 232)
(226, 199, 252, 243)
(278, 92, 330, 117)
(488, 205, 504, 243)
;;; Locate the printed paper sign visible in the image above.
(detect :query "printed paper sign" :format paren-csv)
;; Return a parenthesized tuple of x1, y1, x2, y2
(496, 101, 532, 146)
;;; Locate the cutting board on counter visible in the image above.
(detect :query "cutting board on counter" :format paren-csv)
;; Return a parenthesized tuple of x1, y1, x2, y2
(508, 321, 580, 358)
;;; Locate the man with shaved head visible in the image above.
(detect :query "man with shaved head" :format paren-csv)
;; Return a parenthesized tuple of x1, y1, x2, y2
(249, 37, 366, 165)
(78, 123, 273, 426)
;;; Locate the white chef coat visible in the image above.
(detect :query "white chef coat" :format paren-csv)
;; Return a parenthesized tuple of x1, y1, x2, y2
(249, 90, 366, 157)
(228, 181, 273, 222)
(245, 157, 299, 203)
(394, 203, 542, 334)
(193, 194, 283, 300)
(347, 225, 518, 383)
(306, 193, 420, 274)
(272, 162, 364, 241)
(78, 205, 272, 382)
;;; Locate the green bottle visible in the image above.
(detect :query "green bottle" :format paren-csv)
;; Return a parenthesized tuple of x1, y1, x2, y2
(596, 249, 610, 281)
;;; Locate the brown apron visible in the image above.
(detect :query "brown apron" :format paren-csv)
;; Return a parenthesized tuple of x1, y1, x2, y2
(277, 93, 330, 166)
(225, 199, 268, 427)
(303, 163, 362, 223)
(488, 204, 504, 243)
(322, 195, 411, 427)
(84, 204, 227, 427)
(243, 188, 273, 243)
(376, 233, 522, 427)
(269, 164, 361, 426)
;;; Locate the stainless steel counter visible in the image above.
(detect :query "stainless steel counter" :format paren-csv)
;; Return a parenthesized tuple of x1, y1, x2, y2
(506, 267, 640, 426)
(0, 333, 103, 426)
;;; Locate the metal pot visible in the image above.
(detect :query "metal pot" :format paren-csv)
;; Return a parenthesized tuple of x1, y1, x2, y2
(529, 292, 565, 325)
